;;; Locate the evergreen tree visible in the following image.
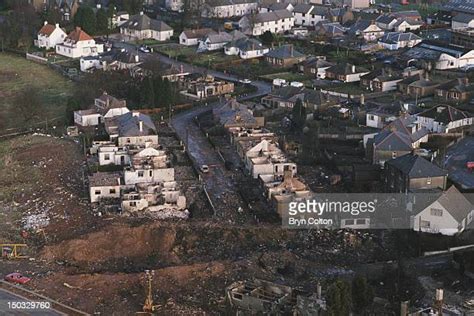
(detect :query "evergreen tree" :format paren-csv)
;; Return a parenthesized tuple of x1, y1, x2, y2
(327, 279, 352, 316)
(259, 31, 274, 46)
(96, 8, 109, 35)
(74, 6, 97, 35)
(153, 76, 164, 107)
(352, 275, 374, 313)
(291, 98, 306, 130)
(143, 76, 155, 108)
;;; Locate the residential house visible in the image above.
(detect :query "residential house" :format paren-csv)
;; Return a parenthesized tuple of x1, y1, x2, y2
(375, 14, 398, 30)
(314, 21, 345, 38)
(411, 186, 474, 235)
(366, 105, 399, 129)
(198, 30, 246, 51)
(369, 116, 429, 166)
(105, 111, 159, 147)
(111, 11, 130, 28)
(239, 9, 294, 36)
(261, 86, 335, 110)
(165, 0, 184, 12)
(326, 7, 354, 24)
(384, 153, 448, 192)
(74, 92, 130, 127)
(416, 104, 473, 133)
(406, 77, 441, 98)
(120, 12, 173, 41)
(224, 37, 269, 59)
(123, 148, 175, 185)
(183, 75, 234, 99)
(451, 13, 474, 29)
(344, 0, 369, 9)
(379, 32, 422, 50)
(259, 2, 294, 13)
(292, 4, 327, 27)
(179, 28, 216, 46)
(434, 78, 474, 102)
(360, 69, 404, 92)
(80, 49, 141, 73)
(35, 21, 67, 50)
(348, 20, 384, 42)
(393, 19, 423, 32)
(89, 172, 122, 203)
(325, 63, 370, 83)
(201, 0, 258, 18)
(391, 10, 423, 22)
(265, 44, 306, 67)
(298, 56, 334, 79)
(397, 74, 422, 95)
(56, 27, 104, 58)
(403, 42, 474, 70)
(51, 0, 80, 22)
(245, 139, 297, 179)
(213, 99, 264, 128)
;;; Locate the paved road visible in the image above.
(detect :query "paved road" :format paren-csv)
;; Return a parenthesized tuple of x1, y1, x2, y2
(0, 289, 63, 316)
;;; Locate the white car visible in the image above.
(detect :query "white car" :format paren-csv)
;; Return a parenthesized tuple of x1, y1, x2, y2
(200, 165, 210, 173)
(139, 45, 151, 53)
(239, 79, 251, 84)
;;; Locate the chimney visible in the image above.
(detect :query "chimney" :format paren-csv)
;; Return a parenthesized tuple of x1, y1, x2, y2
(75, 26, 81, 32)
(44, 21, 48, 25)
(135, 54, 139, 63)
(352, 64, 356, 73)
(140, 11, 144, 15)
(316, 283, 322, 299)
(96, 4, 101, 9)
(55, 23, 59, 28)
(139, 120, 144, 132)
(289, 44, 294, 57)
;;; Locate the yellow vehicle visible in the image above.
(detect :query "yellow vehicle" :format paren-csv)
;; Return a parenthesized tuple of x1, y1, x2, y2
(1, 244, 28, 259)
(224, 22, 233, 30)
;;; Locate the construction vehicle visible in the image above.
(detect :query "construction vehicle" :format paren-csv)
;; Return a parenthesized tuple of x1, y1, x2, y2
(136, 270, 160, 315)
(1, 244, 28, 259)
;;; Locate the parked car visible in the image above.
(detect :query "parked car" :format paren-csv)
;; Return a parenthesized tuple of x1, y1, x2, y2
(139, 45, 151, 53)
(200, 165, 210, 173)
(239, 79, 251, 84)
(4, 273, 31, 284)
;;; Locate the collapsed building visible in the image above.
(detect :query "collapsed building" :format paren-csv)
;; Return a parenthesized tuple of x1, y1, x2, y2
(226, 279, 326, 315)
(81, 93, 188, 219)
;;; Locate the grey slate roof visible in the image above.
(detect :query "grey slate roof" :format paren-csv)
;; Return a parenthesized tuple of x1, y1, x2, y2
(417, 105, 470, 124)
(452, 13, 474, 23)
(265, 45, 305, 59)
(254, 9, 293, 23)
(115, 112, 157, 137)
(376, 14, 397, 24)
(380, 32, 421, 44)
(435, 186, 473, 222)
(386, 154, 448, 178)
(121, 13, 172, 32)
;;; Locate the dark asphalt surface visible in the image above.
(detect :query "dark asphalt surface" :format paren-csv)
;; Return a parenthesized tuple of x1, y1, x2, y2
(112, 41, 272, 221)
(0, 289, 63, 315)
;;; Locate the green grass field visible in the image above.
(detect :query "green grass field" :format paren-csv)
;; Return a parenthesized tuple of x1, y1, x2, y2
(0, 53, 75, 132)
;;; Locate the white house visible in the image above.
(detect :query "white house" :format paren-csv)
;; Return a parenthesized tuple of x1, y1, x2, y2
(89, 172, 122, 203)
(201, 0, 258, 18)
(375, 14, 398, 30)
(224, 38, 269, 59)
(292, 4, 327, 27)
(55, 27, 104, 58)
(412, 186, 474, 236)
(105, 111, 159, 147)
(111, 11, 130, 28)
(239, 9, 294, 36)
(405, 43, 474, 70)
(416, 105, 473, 133)
(74, 92, 130, 127)
(98, 145, 131, 166)
(393, 19, 423, 32)
(35, 21, 67, 50)
(179, 28, 216, 46)
(452, 13, 474, 29)
(198, 30, 246, 52)
(123, 148, 175, 185)
(165, 0, 184, 12)
(348, 20, 384, 42)
(120, 12, 173, 41)
(379, 32, 422, 50)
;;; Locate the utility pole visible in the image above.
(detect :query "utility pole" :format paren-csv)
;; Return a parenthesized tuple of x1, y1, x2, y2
(143, 270, 156, 313)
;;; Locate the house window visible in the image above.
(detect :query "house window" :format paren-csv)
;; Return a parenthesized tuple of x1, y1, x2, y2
(420, 220, 431, 228)
(430, 208, 443, 217)
(130, 201, 137, 207)
(344, 219, 355, 225)
(104, 154, 110, 161)
(138, 171, 144, 177)
(109, 188, 116, 194)
(95, 190, 101, 195)
(149, 170, 152, 177)
(426, 177, 432, 185)
(392, 152, 397, 159)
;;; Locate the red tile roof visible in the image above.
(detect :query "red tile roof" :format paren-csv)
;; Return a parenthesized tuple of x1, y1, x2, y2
(66, 27, 93, 43)
(38, 23, 56, 36)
